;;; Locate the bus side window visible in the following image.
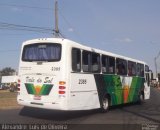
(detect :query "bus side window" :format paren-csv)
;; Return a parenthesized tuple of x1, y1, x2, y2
(102, 55, 108, 73)
(145, 65, 149, 72)
(128, 61, 136, 76)
(116, 58, 127, 75)
(82, 51, 92, 72)
(140, 64, 144, 77)
(145, 65, 150, 86)
(137, 63, 144, 77)
(72, 48, 81, 72)
(137, 63, 141, 76)
(108, 56, 115, 74)
(102, 55, 115, 74)
(92, 53, 100, 73)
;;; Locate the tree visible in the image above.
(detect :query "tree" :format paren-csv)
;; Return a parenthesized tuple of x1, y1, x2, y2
(0, 67, 16, 76)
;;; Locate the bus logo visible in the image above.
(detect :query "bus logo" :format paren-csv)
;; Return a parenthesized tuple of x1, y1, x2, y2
(25, 83, 53, 95)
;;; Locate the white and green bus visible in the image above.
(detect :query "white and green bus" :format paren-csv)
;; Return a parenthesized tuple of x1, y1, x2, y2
(17, 38, 150, 112)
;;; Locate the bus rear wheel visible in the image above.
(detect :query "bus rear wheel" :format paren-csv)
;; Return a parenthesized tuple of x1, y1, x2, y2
(100, 96, 109, 113)
(138, 92, 144, 104)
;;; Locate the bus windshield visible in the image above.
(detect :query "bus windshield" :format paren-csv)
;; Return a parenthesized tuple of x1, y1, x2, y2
(22, 43, 61, 62)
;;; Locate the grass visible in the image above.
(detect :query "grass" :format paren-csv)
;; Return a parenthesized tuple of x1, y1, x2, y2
(0, 90, 21, 109)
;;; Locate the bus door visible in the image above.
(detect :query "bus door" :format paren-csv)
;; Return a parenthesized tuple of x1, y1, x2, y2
(144, 66, 151, 100)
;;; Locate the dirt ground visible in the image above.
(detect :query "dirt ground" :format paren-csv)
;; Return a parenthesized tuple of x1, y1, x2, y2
(0, 90, 22, 110)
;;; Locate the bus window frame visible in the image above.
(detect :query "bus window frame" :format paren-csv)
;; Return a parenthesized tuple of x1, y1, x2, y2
(128, 61, 136, 76)
(22, 43, 62, 62)
(137, 63, 144, 77)
(91, 52, 101, 73)
(82, 50, 92, 72)
(145, 65, 149, 72)
(145, 65, 150, 86)
(72, 48, 81, 72)
(116, 58, 127, 76)
(102, 55, 115, 74)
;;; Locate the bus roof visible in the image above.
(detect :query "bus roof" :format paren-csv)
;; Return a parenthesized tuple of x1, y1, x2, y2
(22, 38, 147, 65)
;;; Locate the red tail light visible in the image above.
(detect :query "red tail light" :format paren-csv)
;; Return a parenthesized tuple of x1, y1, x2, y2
(17, 87, 20, 91)
(17, 79, 21, 92)
(59, 81, 66, 95)
(59, 86, 66, 89)
(59, 91, 65, 94)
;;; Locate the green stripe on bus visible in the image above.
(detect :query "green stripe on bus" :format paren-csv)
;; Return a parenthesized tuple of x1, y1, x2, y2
(25, 83, 36, 94)
(39, 84, 53, 95)
(94, 74, 145, 106)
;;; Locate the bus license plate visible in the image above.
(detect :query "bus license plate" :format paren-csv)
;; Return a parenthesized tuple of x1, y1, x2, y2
(34, 95, 41, 100)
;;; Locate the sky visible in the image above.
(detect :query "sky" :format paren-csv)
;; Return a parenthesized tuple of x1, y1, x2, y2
(0, 0, 160, 74)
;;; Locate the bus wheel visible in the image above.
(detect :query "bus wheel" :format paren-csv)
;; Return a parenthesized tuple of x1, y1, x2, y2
(138, 93, 144, 104)
(101, 96, 109, 113)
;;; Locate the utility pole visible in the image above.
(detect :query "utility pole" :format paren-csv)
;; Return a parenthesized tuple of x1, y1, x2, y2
(155, 51, 160, 79)
(155, 57, 158, 78)
(54, 0, 59, 37)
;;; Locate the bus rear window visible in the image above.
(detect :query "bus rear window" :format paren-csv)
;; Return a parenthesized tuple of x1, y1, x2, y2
(22, 43, 61, 62)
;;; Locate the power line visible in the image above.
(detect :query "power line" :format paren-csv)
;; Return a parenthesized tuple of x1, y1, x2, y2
(0, 2, 70, 37)
(0, 21, 55, 34)
(0, 27, 52, 34)
(0, 27, 53, 34)
(0, 21, 66, 37)
(0, 21, 53, 31)
(58, 6, 83, 41)
(0, 33, 36, 36)
(0, 3, 53, 11)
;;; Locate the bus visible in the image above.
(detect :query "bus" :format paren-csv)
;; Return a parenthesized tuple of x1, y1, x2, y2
(17, 38, 150, 112)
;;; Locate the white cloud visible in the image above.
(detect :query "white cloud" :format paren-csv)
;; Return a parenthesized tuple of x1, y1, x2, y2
(11, 7, 22, 12)
(115, 37, 133, 43)
(68, 28, 74, 32)
(123, 38, 133, 43)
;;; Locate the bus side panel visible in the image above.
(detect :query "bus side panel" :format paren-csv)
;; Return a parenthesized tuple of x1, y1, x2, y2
(68, 73, 100, 110)
(93, 74, 107, 107)
(128, 77, 145, 102)
(94, 74, 145, 106)
(94, 74, 123, 106)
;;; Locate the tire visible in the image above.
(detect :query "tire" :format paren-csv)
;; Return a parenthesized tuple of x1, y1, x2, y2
(100, 96, 109, 113)
(138, 93, 144, 104)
